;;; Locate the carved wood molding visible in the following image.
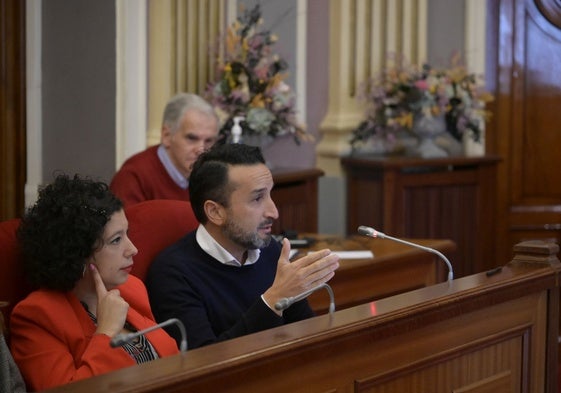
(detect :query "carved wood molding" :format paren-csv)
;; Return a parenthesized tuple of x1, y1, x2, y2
(535, 0, 561, 27)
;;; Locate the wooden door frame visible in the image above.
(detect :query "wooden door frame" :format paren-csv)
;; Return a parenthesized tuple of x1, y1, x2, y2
(0, 0, 26, 220)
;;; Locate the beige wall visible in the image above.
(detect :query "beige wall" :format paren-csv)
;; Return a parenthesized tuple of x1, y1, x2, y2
(41, 0, 116, 184)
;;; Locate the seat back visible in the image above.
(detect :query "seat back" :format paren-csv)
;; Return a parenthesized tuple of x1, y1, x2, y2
(0, 219, 33, 333)
(126, 199, 199, 281)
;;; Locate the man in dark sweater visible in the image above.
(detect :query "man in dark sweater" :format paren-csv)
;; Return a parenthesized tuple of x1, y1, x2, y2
(146, 143, 340, 349)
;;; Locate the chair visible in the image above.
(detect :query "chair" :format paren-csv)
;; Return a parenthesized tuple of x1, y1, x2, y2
(0, 218, 32, 333)
(125, 199, 199, 281)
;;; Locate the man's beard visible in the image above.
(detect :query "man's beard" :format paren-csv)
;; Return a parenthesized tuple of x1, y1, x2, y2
(222, 217, 273, 250)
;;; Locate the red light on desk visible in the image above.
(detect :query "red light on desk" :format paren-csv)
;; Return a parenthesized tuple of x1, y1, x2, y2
(369, 302, 377, 316)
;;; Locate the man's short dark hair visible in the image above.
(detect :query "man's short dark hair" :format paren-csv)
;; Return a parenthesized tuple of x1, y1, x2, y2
(189, 144, 266, 223)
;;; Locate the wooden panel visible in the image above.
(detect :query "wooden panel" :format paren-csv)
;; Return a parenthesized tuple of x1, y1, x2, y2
(469, 0, 561, 377)
(518, 4, 561, 201)
(488, 0, 561, 266)
(41, 240, 560, 393)
(402, 184, 478, 277)
(453, 371, 512, 393)
(356, 333, 523, 392)
(342, 155, 500, 278)
(346, 168, 385, 232)
(271, 167, 324, 234)
(0, 0, 26, 220)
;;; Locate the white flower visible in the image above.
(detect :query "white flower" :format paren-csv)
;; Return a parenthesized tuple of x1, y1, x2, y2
(247, 107, 276, 134)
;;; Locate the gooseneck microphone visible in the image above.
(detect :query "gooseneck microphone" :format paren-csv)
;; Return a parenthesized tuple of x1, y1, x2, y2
(110, 318, 188, 352)
(275, 283, 336, 314)
(357, 225, 454, 281)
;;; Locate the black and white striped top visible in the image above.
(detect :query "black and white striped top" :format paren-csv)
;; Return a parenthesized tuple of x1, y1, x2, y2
(82, 303, 158, 364)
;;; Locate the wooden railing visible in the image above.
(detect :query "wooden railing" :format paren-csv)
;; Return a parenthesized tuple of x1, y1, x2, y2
(44, 240, 560, 393)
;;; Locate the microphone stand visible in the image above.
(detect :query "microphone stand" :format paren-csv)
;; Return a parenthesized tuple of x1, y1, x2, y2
(274, 283, 336, 315)
(358, 225, 454, 281)
(110, 318, 188, 352)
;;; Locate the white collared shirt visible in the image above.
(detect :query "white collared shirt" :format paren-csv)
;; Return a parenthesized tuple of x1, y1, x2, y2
(195, 224, 261, 266)
(195, 224, 279, 314)
(157, 144, 189, 189)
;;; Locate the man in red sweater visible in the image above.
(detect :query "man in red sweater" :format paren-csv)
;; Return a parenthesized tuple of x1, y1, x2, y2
(110, 93, 219, 206)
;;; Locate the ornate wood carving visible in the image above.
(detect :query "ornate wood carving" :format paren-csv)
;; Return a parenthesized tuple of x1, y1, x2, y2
(535, 0, 561, 27)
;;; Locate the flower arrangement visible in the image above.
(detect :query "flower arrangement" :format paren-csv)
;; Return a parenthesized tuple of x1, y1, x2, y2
(350, 53, 494, 150)
(205, 4, 311, 145)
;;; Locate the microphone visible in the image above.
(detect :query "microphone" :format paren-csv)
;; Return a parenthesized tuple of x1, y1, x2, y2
(275, 283, 336, 314)
(357, 225, 454, 281)
(110, 318, 188, 352)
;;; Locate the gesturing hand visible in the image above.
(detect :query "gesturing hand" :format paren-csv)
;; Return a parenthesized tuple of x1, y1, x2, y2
(263, 238, 340, 309)
(89, 264, 129, 337)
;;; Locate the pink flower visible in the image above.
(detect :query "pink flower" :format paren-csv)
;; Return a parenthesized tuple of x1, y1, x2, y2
(351, 54, 494, 148)
(414, 80, 429, 90)
(204, 3, 312, 144)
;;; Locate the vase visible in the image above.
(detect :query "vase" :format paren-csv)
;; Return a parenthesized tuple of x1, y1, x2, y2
(357, 133, 413, 156)
(242, 133, 275, 150)
(410, 114, 448, 158)
(355, 134, 392, 155)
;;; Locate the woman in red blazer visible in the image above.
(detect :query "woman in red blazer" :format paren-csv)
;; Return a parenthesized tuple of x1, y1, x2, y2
(9, 174, 179, 391)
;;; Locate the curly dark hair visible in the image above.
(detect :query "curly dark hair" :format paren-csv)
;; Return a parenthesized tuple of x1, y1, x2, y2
(17, 174, 123, 291)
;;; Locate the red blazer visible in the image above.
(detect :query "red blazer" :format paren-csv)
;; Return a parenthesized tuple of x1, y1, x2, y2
(9, 275, 178, 391)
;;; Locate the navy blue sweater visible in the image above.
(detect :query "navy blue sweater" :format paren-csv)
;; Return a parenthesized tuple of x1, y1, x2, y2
(145, 231, 314, 349)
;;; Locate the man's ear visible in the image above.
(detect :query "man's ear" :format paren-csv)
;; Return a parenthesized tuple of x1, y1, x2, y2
(204, 200, 226, 226)
(161, 125, 172, 147)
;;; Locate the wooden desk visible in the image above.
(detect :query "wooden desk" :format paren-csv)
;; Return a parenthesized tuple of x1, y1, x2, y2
(299, 235, 456, 314)
(271, 167, 324, 234)
(44, 241, 560, 393)
(341, 155, 500, 278)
